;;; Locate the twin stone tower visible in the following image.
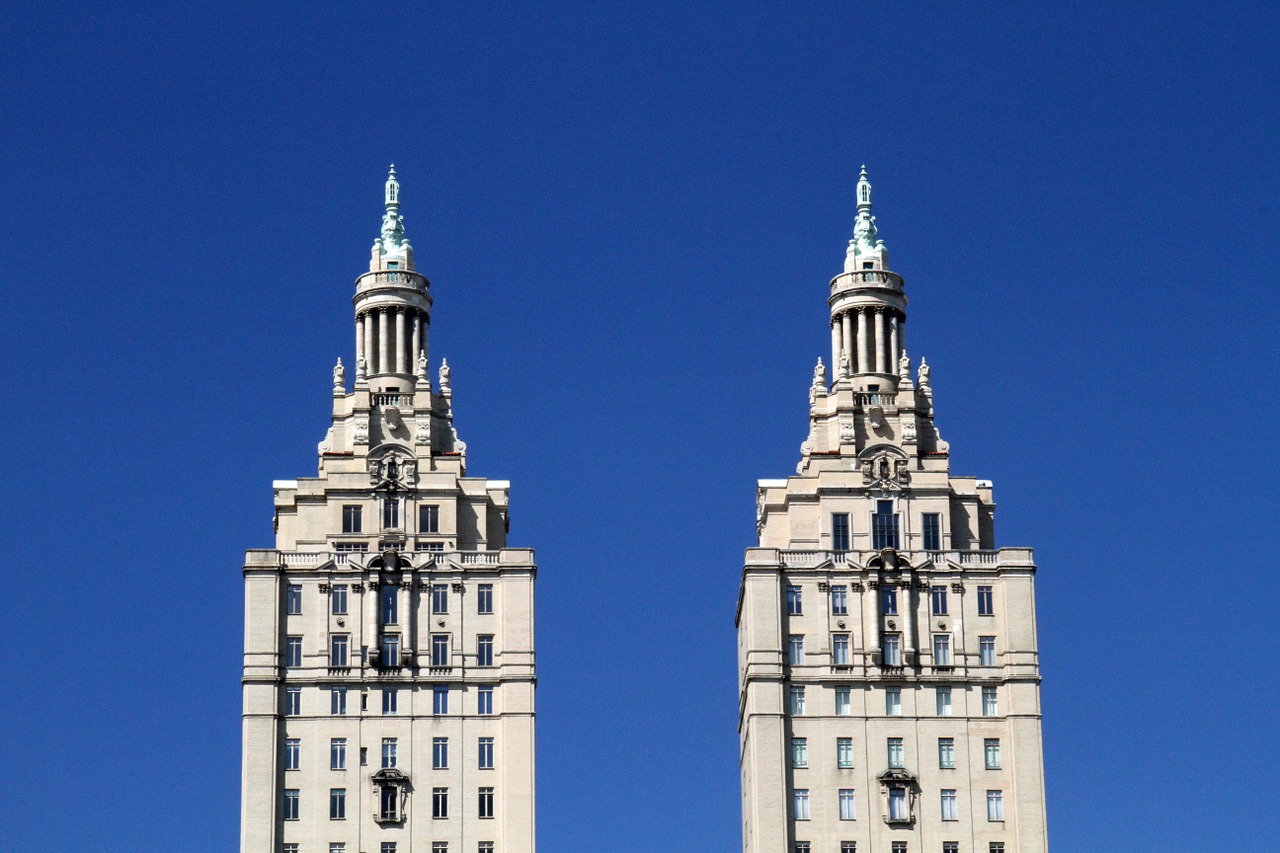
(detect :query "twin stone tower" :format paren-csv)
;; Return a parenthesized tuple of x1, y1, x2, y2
(239, 168, 1049, 853)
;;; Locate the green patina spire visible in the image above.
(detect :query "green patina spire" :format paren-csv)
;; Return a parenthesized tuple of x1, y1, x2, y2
(851, 164, 882, 257)
(376, 164, 410, 254)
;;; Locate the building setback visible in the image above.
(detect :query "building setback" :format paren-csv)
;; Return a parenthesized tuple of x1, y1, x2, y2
(241, 168, 537, 853)
(737, 169, 1048, 853)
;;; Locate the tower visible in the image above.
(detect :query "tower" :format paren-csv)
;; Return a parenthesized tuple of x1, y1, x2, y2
(240, 168, 537, 853)
(737, 170, 1048, 853)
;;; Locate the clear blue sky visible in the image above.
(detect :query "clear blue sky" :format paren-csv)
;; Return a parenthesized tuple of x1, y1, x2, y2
(1, 3, 1277, 851)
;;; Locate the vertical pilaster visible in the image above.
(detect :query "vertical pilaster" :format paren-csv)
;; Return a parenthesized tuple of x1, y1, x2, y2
(396, 308, 407, 374)
(841, 312, 853, 373)
(355, 312, 365, 370)
(378, 309, 389, 376)
(412, 312, 422, 373)
(857, 308, 869, 375)
(875, 308, 886, 374)
(363, 312, 374, 372)
(889, 313, 900, 375)
(830, 319, 842, 378)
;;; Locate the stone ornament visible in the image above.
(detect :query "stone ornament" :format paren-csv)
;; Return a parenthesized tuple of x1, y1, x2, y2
(415, 415, 431, 445)
(917, 356, 930, 390)
(839, 418, 856, 444)
(353, 417, 369, 444)
(333, 358, 345, 393)
(416, 349, 428, 381)
(356, 355, 367, 381)
(369, 452, 418, 490)
(439, 358, 451, 395)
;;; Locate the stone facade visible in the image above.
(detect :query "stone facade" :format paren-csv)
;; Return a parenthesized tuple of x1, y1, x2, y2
(737, 169, 1048, 853)
(241, 168, 536, 853)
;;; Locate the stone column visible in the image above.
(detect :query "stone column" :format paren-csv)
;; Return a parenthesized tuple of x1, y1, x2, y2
(363, 312, 374, 372)
(857, 308, 869, 376)
(841, 312, 853, 374)
(890, 314, 900, 376)
(831, 318, 842, 377)
(875, 309, 886, 374)
(396, 308, 407, 374)
(411, 312, 421, 373)
(378, 309, 390, 376)
(355, 313, 365, 369)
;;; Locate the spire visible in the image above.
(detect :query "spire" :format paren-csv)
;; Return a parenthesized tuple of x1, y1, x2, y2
(374, 164, 411, 259)
(844, 164, 888, 273)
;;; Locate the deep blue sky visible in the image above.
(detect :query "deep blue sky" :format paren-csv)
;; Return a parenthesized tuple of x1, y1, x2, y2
(2, 3, 1277, 851)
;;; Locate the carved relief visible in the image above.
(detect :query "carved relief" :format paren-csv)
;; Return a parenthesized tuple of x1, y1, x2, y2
(860, 449, 910, 488)
(369, 451, 418, 491)
(353, 417, 370, 444)
(839, 418, 856, 444)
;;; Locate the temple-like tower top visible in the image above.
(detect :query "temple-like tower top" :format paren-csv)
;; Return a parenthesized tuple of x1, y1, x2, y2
(372, 164, 414, 272)
(828, 166, 906, 391)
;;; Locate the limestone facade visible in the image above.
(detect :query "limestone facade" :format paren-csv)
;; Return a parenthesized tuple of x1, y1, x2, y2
(241, 168, 536, 853)
(737, 169, 1048, 853)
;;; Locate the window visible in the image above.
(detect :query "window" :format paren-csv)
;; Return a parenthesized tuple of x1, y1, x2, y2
(930, 586, 948, 616)
(787, 585, 803, 615)
(286, 845, 299, 853)
(361, 691, 369, 711)
(841, 844, 856, 853)
(788, 635, 804, 666)
(886, 687, 902, 716)
(883, 634, 901, 666)
(434, 737, 449, 769)
(330, 787, 346, 820)
(374, 632, 398, 667)
(434, 685, 449, 715)
(888, 787, 907, 821)
(990, 845, 1005, 853)
(831, 585, 848, 615)
(342, 504, 362, 533)
(331, 584, 348, 615)
(882, 585, 898, 615)
(891, 843, 907, 853)
(837, 737, 853, 769)
(479, 844, 495, 853)
(286, 584, 302, 615)
(331, 738, 346, 770)
(383, 687, 398, 715)
(479, 736, 494, 769)
(284, 738, 300, 770)
(382, 737, 398, 768)
(944, 845, 959, 853)
(933, 634, 951, 666)
(335, 541, 368, 555)
(872, 500, 899, 549)
(416, 541, 445, 552)
(832, 513, 851, 552)
(936, 686, 952, 716)
(887, 738, 904, 768)
(792, 789, 810, 820)
(922, 513, 941, 550)
(983, 686, 998, 716)
(795, 844, 810, 853)
(833, 634, 850, 665)
(978, 585, 994, 616)
(360, 747, 367, 766)
(941, 788, 958, 821)
(381, 783, 401, 821)
(478, 786, 495, 819)
(285, 686, 301, 716)
(477, 685, 493, 715)
(385, 845, 400, 853)
(432, 845, 446, 853)
(330, 634, 349, 667)
(433, 787, 449, 819)
(478, 635, 494, 667)
(382, 497, 399, 529)
(432, 584, 449, 614)
(838, 788, 856, 820)
(980, 636, 996, 666)
(330, 685, 346, 715)
(381, 585, 398, 625)
(478, 583, 494, 614)
(985, 738, 1001, 769)
(789, 686, 806, 715)
(286, 636, 303, 668)
(420, 503, 440, 533)
(283, 789, 299, 820)
(432, 634, 450, 666)
(938, 737, 955, 769)
(791, 737, 808, 768)
(987, 790, 1004, 821)
(835, 686, 851, 716)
